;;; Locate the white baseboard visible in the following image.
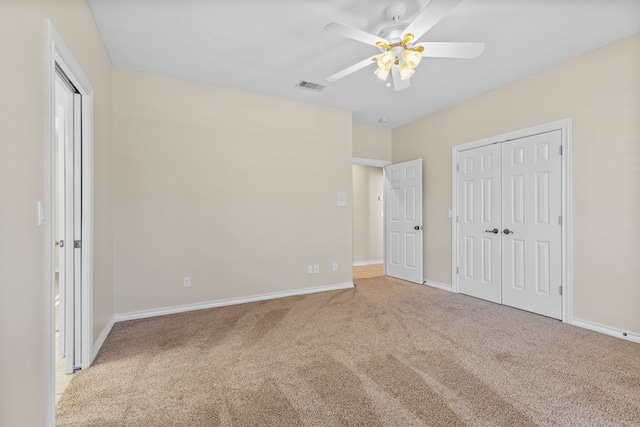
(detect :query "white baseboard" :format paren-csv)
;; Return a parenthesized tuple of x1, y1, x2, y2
(353, 260, 383, 267)
(571, 318, 640, 344)
(91, 317, 114, 363)
(114, 282, 355, 323)
(424, 280, 453, 292)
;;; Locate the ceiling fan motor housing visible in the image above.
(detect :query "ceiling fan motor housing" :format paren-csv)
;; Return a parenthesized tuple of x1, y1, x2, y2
(377, 24, 409, 46)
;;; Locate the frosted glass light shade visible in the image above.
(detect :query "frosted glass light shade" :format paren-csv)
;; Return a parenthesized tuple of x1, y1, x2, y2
(399, 63, 415, 80)
(402, 49, 422, 68)
(375, 66, 390, 80)
(376, 51, 394, 68)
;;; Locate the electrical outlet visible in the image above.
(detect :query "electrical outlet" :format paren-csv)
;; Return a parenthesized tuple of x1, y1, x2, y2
(332, 262, 338, 271)
(313, 264, 319, 274)
(183, 277, 191, 288)
(307, 265, 313, 274)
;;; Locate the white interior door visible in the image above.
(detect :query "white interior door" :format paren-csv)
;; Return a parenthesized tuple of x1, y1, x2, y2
(502, 131, 562, 319)
(457, 144, 502, 303)
(56, 71, 82, 374)
(384, 159, 423, 284)
(455, 130, 563, 319)
(72, 92, 82, 367)
(55, 101, 67, 357)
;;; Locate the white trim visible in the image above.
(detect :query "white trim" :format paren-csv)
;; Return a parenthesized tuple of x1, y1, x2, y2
(562, 123, 574, 325)
(91, 318, 114, 363)
(44, 21, 56, 427)
(352, 157, 392, 167)
(572, 318, 640, 344)
(424, 280, 453, 292)
(114, 282, 355, 322)
(451, 149, 458, 294)
(79, 85, 94, 370)
(45, 20, 95, 426)
(353, 260, 383, 267)
(451, 119, 573, 322)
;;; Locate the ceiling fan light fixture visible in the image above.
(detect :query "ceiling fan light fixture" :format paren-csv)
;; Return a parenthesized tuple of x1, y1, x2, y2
(375, 66, 391, 80)
(323, 1, 486, 89)
(402, 49, 422, 68)
(398, 63, 415, 80)
(376, 50, 395, 69)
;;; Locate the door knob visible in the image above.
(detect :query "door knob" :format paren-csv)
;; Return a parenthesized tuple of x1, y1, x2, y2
(414, 225, 422, 230)
(503, 229, 514, 234)
(485, 228, 499, 234)
(56, 240, 64, 248)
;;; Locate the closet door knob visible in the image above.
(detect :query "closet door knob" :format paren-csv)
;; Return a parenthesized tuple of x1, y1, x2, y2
(485, 228, 499, 234)
(503, 229, 514, 235)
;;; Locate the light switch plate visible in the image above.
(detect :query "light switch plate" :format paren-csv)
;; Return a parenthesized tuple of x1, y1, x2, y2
(37, 201, 46, 226)
(337, 192, 347, 207)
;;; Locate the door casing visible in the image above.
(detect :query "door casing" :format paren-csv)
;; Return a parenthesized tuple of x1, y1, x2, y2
(451, 119, 573, 323)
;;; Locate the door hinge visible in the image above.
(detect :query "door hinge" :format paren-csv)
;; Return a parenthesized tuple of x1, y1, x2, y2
(456, 215, 459, 223)
(456, 163, 459, 172)
(456, 266, 459, 274)
(74, 240, 82, 249)
(558, 215, 562, 226)
(559, 145, 563, 155)
(558, 285, 563, 296)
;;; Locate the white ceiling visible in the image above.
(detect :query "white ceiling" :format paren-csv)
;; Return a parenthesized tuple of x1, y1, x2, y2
(87, 0, 640, 129)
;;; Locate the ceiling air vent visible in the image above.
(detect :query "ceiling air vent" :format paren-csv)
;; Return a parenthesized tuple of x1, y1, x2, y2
(295, 80, 326, 92)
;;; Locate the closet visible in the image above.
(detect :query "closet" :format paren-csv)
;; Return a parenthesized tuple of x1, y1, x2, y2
(456, 130, 563, 319)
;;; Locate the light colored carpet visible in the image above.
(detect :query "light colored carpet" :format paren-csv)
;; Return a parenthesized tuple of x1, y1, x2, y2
(57, 276, 640, 426)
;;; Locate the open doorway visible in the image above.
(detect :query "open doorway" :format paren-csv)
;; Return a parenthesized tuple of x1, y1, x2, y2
(352, 159, 389, 280)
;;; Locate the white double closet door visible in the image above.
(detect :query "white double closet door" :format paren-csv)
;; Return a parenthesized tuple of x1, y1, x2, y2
(457, 130, 562, 319)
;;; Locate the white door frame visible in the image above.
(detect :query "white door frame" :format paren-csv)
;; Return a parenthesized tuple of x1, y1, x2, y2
(45, 20, 94, 425)
(352, 158, 392, 275)
(451, 119, 573, 323)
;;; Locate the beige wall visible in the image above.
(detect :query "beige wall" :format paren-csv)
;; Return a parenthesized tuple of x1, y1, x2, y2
(0, 1, 113, 425)
(352, 165, 384, 264)
(112, 68, 353, 315)
(393, 34, 640, 334)
(353, 123, 392, 161)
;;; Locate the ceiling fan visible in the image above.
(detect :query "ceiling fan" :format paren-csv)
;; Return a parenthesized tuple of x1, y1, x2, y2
(324, 0, 485, 91)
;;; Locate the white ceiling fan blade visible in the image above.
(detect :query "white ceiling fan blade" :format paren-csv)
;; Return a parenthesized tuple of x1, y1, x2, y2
(327, 54, 378, 82)
(415, 42, 485, 59)
(391, 65, 411, 92)
(402, 0, 463, 42)
(324, 22, 387, 47)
